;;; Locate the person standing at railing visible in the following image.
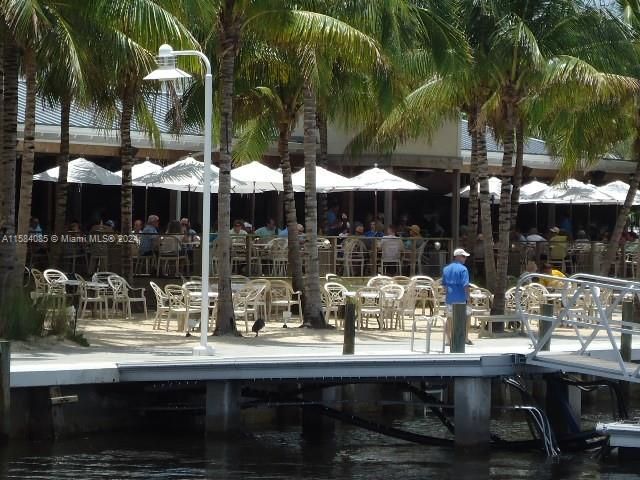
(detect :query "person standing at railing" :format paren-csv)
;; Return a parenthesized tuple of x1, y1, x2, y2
(442, 248, 472, 346)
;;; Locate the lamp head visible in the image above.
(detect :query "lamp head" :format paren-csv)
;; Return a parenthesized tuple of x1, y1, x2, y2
(144, 44, 192, 81)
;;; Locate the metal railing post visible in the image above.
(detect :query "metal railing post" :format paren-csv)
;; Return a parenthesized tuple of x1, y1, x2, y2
(539, 303, 554, 352)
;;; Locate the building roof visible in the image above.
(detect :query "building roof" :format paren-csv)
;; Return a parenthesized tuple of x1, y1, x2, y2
(459, 119, 549, 156)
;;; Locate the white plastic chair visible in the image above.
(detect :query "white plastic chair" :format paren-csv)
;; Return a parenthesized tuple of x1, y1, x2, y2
(269, 280, 302, 323)
(355, 286, 384, 329)
(150, 281, 170, 330)
(107, 275, 132, 319)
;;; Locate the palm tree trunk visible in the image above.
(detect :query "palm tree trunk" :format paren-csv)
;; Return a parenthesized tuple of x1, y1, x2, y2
(51, 96, 71, 266)
(317, 109, 329, 233)
(119, 82, 135, 282)
(302, 84, 325, 328)
(473, 114, 496, 291)
(279, 121, 304, 292)
(214, 3, 239, 336)
(467, 112, 479, 246)
(16, 48, 37, 268)
(510, 120, 524, 231)
(0, 33, 19, 295)
(494, 100, 517, 317)
(601, 133, 640, 275)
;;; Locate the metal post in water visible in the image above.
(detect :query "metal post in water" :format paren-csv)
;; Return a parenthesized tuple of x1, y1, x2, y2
(343, 296, 356, 355)
(0, 341, 10, 439)
(451, 303, 467, 353)
(621, 300, 634, 363)
(539, 303, 554, 352)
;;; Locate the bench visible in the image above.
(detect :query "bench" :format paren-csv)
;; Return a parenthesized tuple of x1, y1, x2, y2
(474, 314, 523, 338)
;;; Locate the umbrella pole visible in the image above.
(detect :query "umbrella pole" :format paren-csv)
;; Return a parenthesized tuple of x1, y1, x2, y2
(144, 187, 148, 221)
(374, 191, 378, 223)
(251, 182, 256, 228)
(187, 186, 191, 220)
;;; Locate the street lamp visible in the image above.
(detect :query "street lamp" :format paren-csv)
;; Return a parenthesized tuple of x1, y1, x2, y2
(145, 44, 215, 356)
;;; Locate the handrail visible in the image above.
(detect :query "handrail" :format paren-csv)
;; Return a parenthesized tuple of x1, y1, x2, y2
(516, 273, 640, 382)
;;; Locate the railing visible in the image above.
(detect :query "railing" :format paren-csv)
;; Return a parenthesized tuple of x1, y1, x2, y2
(26, 233, 454, 279)
(516, 273, 640, 382)
(509, 240, 640, 277)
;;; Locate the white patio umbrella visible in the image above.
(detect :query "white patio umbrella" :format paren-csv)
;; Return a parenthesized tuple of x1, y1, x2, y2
(231, 161, 285, 226)
(135, 156, 251, 193)
(114, 160, 163, 219)
(520, 180, 548, 197)
(291, 166, 354, 193)
(115, 160, 162, 185)
(34, 158, 121, 185)
(231, 161, 284, 192)
(349, 166, 427, 222)
(517, 180, 549, 229)
(454, 176, 503, 202)
(599, 180, 640, 206)
(519, 178, 617, 204)
(349, 167, 427, 192)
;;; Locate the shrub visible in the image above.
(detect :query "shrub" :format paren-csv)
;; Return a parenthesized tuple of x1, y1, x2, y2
(0, 291, 46, 340)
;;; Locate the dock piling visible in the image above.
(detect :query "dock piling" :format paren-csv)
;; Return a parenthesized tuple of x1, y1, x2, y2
(454, 377, 491, 450)
(0, 341, 9, 440)
(205, 381, 240, 436)
(343, 297, 356, 355)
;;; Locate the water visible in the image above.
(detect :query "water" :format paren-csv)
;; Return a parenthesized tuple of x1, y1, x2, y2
(2, 419, 639, 480)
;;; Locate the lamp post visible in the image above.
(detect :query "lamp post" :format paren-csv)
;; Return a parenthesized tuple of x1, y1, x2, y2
(145, 44, 215, 355)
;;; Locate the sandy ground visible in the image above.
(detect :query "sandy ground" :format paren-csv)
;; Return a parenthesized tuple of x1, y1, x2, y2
(10, 308, 628, 361)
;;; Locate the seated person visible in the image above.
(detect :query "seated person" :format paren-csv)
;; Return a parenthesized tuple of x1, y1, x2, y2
(381, 225, 404, 263)
(230, 219, 248, 236)
(404, 224, 424, 250)
(255, 218, 278, 238)
(365, 221, 383, 238)
(540, 262, 566, 290)
(139, 215, 160, 256)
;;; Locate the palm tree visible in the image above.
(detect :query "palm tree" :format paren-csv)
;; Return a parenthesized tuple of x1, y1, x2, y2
(477, 0, 635, 314)
(171, 1, 384, 334)
(372, 1, 498, 289)
(302, 82, 325, 327)
(1, 0, 46, 268)
(36, 5, 88, 264)
(84, 0, 196, 281)
(0, 29, 20, 293)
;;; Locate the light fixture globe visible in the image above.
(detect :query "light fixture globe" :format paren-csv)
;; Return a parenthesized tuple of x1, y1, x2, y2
(143, 43, 192, 81)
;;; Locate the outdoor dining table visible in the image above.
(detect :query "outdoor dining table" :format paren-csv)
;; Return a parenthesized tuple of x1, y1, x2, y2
(345, 289, 401, 329)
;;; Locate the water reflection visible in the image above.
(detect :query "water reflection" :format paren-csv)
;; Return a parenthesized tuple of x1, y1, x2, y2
(1, 406, 639, 479)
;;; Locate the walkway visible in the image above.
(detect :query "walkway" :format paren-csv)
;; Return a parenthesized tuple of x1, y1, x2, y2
(9, 316, 640, 387)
